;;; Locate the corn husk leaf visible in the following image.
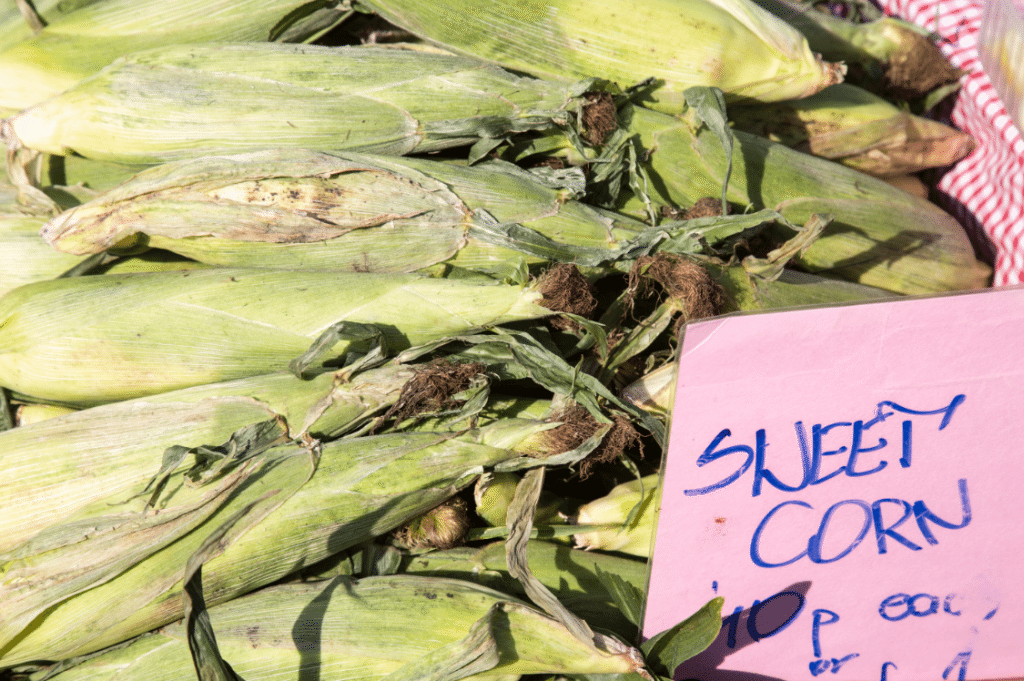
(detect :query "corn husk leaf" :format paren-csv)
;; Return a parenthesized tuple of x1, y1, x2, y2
(641, 596, 725, 678)
(0, 0, 356, 112)
(36, 575, 645, 681)
(396, 539, 645, 641)
(0, 214, 84, 297)
(729, 83, 976, 177)
(573, 474, 660, 557)
(0, 362, 417, 555)
(0, 419, 557, 665)
(5, 43, 591, 165)
(609, 99, 990, 294)
(397, 329, 664, 446)
(356, 0, 844, 109)
(0, 267, 550, 405)
(41, 149, 650, 278)
(749, 0, 959, 99)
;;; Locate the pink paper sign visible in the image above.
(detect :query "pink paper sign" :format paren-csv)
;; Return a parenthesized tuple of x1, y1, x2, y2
(643, 286, 1024, 681)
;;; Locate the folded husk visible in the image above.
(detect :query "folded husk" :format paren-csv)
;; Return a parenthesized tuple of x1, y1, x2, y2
(0, 363, 417, 554)
(397, 540, 647, 640)
(573, 474, 660, 557)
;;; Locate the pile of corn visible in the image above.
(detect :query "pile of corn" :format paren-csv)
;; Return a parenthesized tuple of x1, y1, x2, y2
(0, 1, 992, 680)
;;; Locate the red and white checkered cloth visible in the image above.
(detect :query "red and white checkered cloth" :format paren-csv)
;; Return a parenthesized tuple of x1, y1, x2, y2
(876, 0, 1024, 285)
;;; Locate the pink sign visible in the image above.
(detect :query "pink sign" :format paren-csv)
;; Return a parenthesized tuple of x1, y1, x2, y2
(643, 286, 1024, 681)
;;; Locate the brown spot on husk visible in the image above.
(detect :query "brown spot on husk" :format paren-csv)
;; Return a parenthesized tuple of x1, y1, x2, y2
(884, 29, 963, 100)
(682, 196, 727, 220)
(380, 359, 486, 424)
(530, 156, 566, 170)
(626, 254, 724, 324)
(538, 263, 598, 331)
(545, 405, 643, 479)
(581, 92, 618, 146)
(393, 498, 470, 550)
(659, 197, 727, 221)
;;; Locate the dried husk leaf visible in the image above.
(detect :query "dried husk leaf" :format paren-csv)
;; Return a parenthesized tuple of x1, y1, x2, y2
(729, 83, 975, 177)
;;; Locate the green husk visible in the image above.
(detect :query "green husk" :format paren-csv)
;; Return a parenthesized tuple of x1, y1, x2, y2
(0, 362, 418, 555)
(11, 402, 77, 426)
(573, 474, 659, 557)
(397, 540, 647, 640)
(728, 83, 975, 177)
(0, 215, 83, 297)
(0, 267, 551, 405)
(607, 102, 990, 294)
(709, 261, 897, 312)
(0, 419, 570, 665)
(93, 250, 212, 275)
(36, 575, 645, 681)
(356, 0, 845, 109)
(5, 43, 591, 165)
(749, 0, 960, 98)
(0, 0, 354, 112)
(0, 0, 70, 54)
(41, 149, 649, 278)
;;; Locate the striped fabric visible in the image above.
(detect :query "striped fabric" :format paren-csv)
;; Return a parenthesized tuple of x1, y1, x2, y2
(877, 0, 1024, 285)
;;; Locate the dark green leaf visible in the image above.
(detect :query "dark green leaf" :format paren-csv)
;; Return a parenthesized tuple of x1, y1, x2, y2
(641, 597, 724, 678)
(683, 87, 732, 215)
(505, 467, 599, 648)
(594, 565, 644, 627)
(468, 137, 507, 165)
(289, 321, 386, 379)
(379, 603, 502, 681)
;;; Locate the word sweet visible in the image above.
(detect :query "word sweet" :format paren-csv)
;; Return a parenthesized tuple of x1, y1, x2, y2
(683, 396, 964, 498)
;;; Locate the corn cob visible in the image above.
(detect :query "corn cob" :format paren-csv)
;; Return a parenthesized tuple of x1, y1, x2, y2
(357, 0, 845, 109)
(0, 267, 551, 405)
(41, 149, 649, 278)
(0, 0, 353, 113)
(727, 82, 976, 177)
(0, 418, 572, 665)
(0, 363, 418, 554)
(397, 540, 647, 640)
(573, 474, 659, 557)
(38, 576, 645, 681)
(604, 103, 991, 294)
(4, 43, 590, 165)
